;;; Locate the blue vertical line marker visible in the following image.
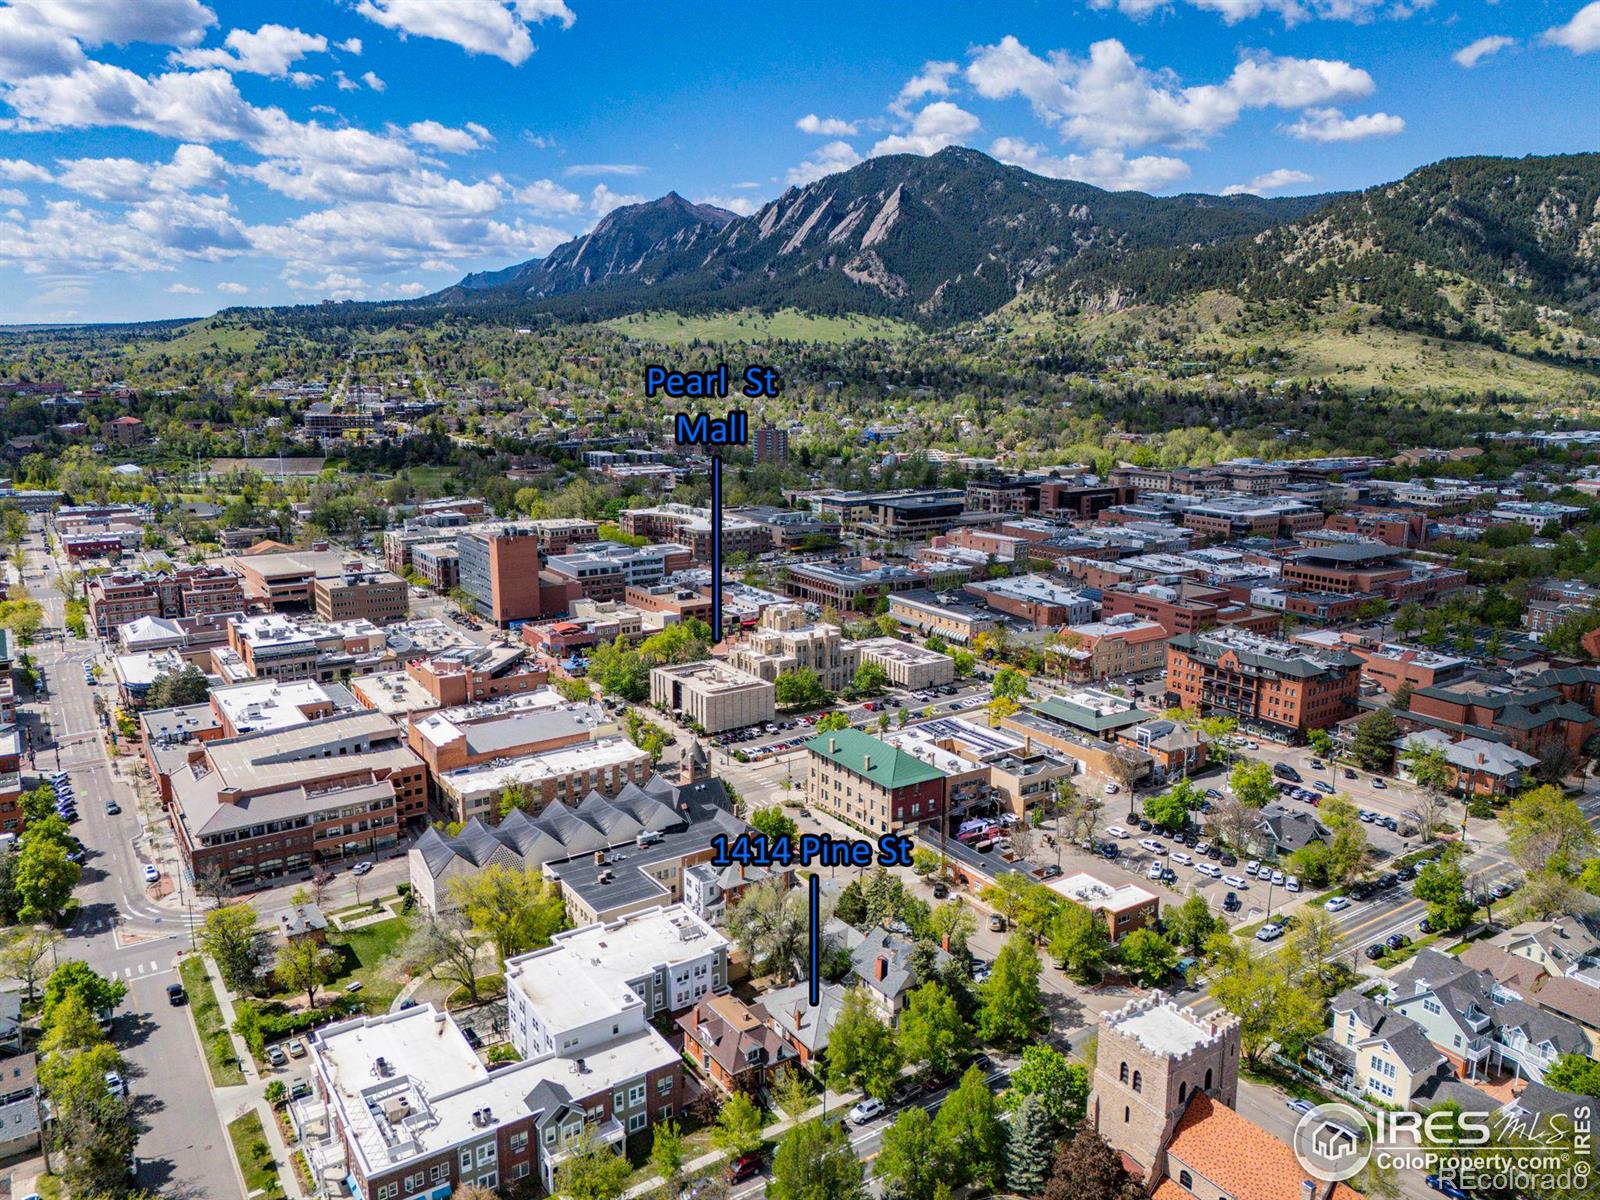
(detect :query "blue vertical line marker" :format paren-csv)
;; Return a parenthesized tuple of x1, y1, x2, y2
(711, 453, 723, 642)
(808, 872, 821, 1007)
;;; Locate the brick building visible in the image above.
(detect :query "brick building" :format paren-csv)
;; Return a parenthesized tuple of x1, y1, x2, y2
(85, 565, 246, 638)
(804, 728, 946, 833)
(1166, 628, 1361, 739)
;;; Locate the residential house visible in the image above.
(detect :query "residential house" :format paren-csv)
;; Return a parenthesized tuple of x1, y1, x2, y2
(1313, 988, 1448, 1106)
(677, 993, 796, 1096)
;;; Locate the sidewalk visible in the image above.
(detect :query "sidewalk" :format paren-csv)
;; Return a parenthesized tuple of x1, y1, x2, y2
(200, 955, 309, 1200)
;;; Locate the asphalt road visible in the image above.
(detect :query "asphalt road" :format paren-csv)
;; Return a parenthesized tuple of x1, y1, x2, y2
(23, 524, 241, 1200)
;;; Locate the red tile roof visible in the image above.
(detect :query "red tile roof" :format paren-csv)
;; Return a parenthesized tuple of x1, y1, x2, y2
(1164, 1093, 1365, 1200)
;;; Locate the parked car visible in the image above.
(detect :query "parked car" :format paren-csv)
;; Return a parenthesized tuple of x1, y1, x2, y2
(267, 1045, 288, 1067)
(1285, 875, 1302, 893)
(1103, 783, 1120, 795)
(142, 864, 159, 884)
(1365, 943, 1387, 960)
(289, 1079, 311, 1100)
(1344, 768, 1357, 779)
(288, 1039, 306, 1058)
(931, 882, 948, 899)
(1371, 778, 1386, 789)
(1270, 870, 1285, 886)
(989, 914, 1006, 932)
(1286, 1098, 1315, 1116)
(1219, 853, 1237, 867)
(728, 1153, 766, 1182)
(849, 1097, 885, 1125)
(1255, 924, 1284, 943)
(1386, 933, 1410, 951)
(1245, 860, 1261, 876)
(1222, 874, 1247, 888)
(104, 1071, 127, 1098)
(1326, 896, 1351, 913)
(1170, 852, 1194, 867)
(1222, 893, 1240, 912)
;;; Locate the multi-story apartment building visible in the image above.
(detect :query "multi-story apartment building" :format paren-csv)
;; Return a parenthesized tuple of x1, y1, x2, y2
(456, 524, 548, 626)
(163, 710, 427, 888)
(543, 543, 693, 605)
(312, 563, 408, 626)
(1100, 580, 1278, 638)
(649, 661, 774, 734)
(435, 737, 653, 825)
(964, 474, 1135, 518)
(223, 613, 390, 683)
(1279, 542, 1469, 602)
(1166, 628, 1361, 739)
(804, 728, 946, 833)
(1180, 496, 1323, 542)
(85, 564, 246, 638)
(783, 558, 967, 612)
(408, 689, 611, 776)
(752, 426, 789, 464)
(726, 604, 857, 693)
(409, 542, 459, 590)
(1050, 615, 1169, 682)
(619, 504, 768, 562)
(812, 489, 968, 543)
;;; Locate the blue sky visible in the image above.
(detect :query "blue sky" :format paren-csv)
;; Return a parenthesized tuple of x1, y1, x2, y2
(0, 0, 1595, 323)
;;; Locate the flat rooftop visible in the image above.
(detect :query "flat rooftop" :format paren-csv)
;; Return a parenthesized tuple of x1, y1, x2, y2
(439, 737, 646, 801)
(1107, 999, 1217, 1056)
(548, 906, 727, 992)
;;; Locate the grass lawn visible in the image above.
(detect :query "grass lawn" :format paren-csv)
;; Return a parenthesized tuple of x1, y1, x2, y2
(323, 914, 415, 1012)
(226, 1110, 286, 1199)
(400, 465, 460, 493)
(180, 955, 246, 1087)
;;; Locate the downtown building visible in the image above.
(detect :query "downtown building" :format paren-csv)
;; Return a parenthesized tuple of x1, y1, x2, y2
(85, 565, 246, 638)
(1165, 628, 1361, 740)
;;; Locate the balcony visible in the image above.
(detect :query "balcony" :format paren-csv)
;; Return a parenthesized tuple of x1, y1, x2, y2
(549, 1117, 626, 1166)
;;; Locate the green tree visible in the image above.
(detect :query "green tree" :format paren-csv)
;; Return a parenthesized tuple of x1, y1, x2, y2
(776, 667, 831, 710)
(897, 982, 968, 1081)
(40, 990, 105, 1056)
(1502, 784, 1596, 876)
(19, 784, 57, 824)
(1165, 895, 1224, 956)
(1007, 1093, 1057, 1196)
(834, 878, 867, 927)
(1041, 1124, 1144, 1200)
(553, 1124, 631, 1200)
(815, 711, 850, 733)
(200, 903, 268, 994)
(1142, 778, 1202, 832)
(827, 986, 901, 1099)
(1307, 728, 1335, 760)
(992, 666, 1029, 700)
(1005, 1045, 1088, 1129)
(1414, 860, 1476, 934)
(445, 864, 568, 964)
(552, 676, 594, 703)
(15, 834, 79, 924)
(1351, 709, 1400, 772)
(1320, 796, 1369, 885)
(145, 664, 210, 709)
(45, 1054, 137, 1198)
(1046, 901, 1109, 982)
(586, 636, 649, 701)
(932, 1065, 1008, 1192)
(711, 1090, 765, 1158)
(42, 961, 126, 1027)
(979, 932, 1044, 1047)
(649, 1118, 686, 1187)
(0, 926, 59, 1004)
(769, 1117, 866, 1200)
(1116, 929, 1177, 987)
(876, 1105, 948, 1200)
(750, 806, 799, 843)
(274, 938, 335, 1009)
(1229, 760, 1277, 809)
(1542, 1053, 1600, 1098)
(728, 877, 810, 984)
(852, 660, 890, 696)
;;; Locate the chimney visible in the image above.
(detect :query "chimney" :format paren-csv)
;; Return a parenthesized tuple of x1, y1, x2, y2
(594, 850, 605, 866)
(829, 737, 837, 753)
(864, 754, 873, 771)
(876, 955, 889, 981)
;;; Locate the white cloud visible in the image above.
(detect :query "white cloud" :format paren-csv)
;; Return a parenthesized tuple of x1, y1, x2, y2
(990, 136, 1191, 191)
(1542, 3, 1600, 54)
(361, 70, 385, 91)
(172, 24, 327, 77)
(0, 158, 53, 183)
(1283, 106, 1404, 141)
(1453, 35, 1515, 68)
(333, 70, 360, 91)
(165, 281, 200, 293)
(796, 113, 858, 136)
(390, 281, 428, 297)
(0, 197, 242, 275)
(785, 139, 862, 185)
(1086, 0, 1431, 24)
(966, 36, 1375, 150)
(336, 37, 363, 54)
(563, 163, 646, 177)
(216, 280, 247, 293)
(406, 119, 489, 152)
(8, 0, 216, 47)
(353, 0, 573, 67)
(53, 143, 227, 200)
(589, 184, 642, 216)
(1220, 167, 1314, 195)
(0, 4, 87, 79)
(0, 188, 24, 205)
(695, 193, 760, 217)
(870, 101, 979, 157)
(515, 178, 583, 215)
(522, 131, 556, 149)
(891, 60, 958, 117)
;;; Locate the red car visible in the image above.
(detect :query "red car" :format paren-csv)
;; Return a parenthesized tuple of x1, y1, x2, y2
(727, 1153, 765, 1182)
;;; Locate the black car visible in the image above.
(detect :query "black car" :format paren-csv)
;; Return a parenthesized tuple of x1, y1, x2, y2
(1348, 882, 1376, 901)
(1272, 763, 1302, 783)
(1205, 846, 1222, 860)
(166, 983, 187, 1006)
(1343, 768, 1357, 779)
(1378, 872, 1399, 889)
(1419, 917, 1434, 934)
(463, 1027, 483, 1049)
(1222, 892, 1241, 912)
(1365, 943, 1386, 960)
(1386, 933, 1410, 951)
(1396, 866, 1417, 882)
(1137, 819, 1153, 832)
(1219, 853, 1238, 867)
(1181, 833, 1198, 847)
(931, 882, 948, 899)
(1100, 843, 1120, 860)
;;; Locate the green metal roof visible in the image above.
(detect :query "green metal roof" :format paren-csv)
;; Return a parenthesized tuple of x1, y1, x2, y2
(1030, 694, 1150, 733)
(804, 727, 946, 789)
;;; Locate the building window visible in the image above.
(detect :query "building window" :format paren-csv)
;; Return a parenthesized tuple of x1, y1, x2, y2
(1179, 1171, 1192, 1189)
(510, 1132, 528, 1153)
(1124, 1106, 1130, 1123)
(1132, 1071, 1142, 1094)
(1119, 1062, 1128, 1084)
(1179, 1082, 1187, 1102)
(1204, 1068, 1213, 1090)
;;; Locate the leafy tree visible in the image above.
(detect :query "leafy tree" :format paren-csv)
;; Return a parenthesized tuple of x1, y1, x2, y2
(1229, 760, 1277, 809)
(772, 1065, 815, 1120)
(834, 878, 868, 927)
(979, 932, 1045, 1047)
(991, 667, 1029, 701)
(19, 784, 58, 824)
(876, 1105, 947, 1200)
(1047, 901, 1109, 981)
(1281, 908, 1352, 998)
(926, 900, 975, 956)
(145, 664, 210, 709)
(275, 938, 336, 1009)
(1165, 895, 1224, 956)
(1042, 1124, 1144, 1200)
(776, 667, 832, 710)
(552, 676, 594, 703)
(45, 1054, 137, 1198)
(201, 903, 268, 994)
(728, 877, 809, 984)
(402, 911, 482, 1004)
(827, 986, 901, 1099)
(649, 1118, 686, 1187)
(586, 636, 649, 701)
(1351, 709, 1401, 772)
(1307, 728, 1335, 760)
(42, 961, 126, 1027)
(1005, 1045, 1088, 1129)
(987, 695, 1020, 726)
(1502, 785, 1596, 876)
(897, 981, 968, 1080)
(1414, 860, 1476, 934)
(933, 1065, 1009, 1192)
(851, 660, 890, 696)
(1544, 606, 1600, 656)
(0, 926, 59, 1003)
(1320, 796, 1369, 885)
(1207, 936, 1323, 1064)
(750, 806, 799, 843)
(15, 834, 79, 924)
(769, 1117, 866, 1200)
(1142, 778, 1202, 833)
(1542, 1053, 1600, 1098)
(1007, 1093, 1057, 1197)
(815, 711, 850, 733)
(638, 620, 712, 667)
(1116, 929, 1177, 987)
(554, 1123, 631, 1200)
(445, 864, 568, 964)
(710, 1090, 765, 1158)
(40, 990, 105, 1056)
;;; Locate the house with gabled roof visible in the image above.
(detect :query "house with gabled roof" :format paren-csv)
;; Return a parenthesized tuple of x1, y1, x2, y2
(1312, 988, 1447, 1105)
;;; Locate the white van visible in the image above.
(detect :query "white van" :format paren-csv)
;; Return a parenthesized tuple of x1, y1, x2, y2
(1139, 838, 1166, 854)
(1170, 851, 1194, 867)
(1195, 862, 1222, 879)
(1106, 825, 1131, 840)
